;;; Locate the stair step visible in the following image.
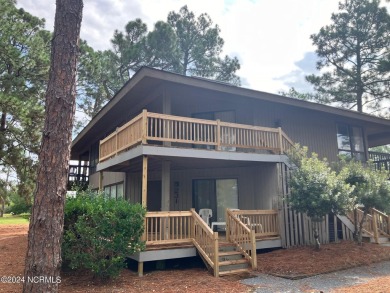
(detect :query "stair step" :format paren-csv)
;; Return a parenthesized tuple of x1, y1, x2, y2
(218, 245, 237, 252)
(219, 259, 249, 267)
(219, 251, 242, 257)
(219, 268, 250, 276)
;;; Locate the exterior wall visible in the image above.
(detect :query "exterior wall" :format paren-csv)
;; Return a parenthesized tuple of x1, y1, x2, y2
(89, 171, 126, 190)
(253, 101, 339, 161)
(125, 164, 279, 211)
(164, 84, 370, 162)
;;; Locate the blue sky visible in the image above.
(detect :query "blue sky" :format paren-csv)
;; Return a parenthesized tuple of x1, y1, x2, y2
(16, 0, 390, 94)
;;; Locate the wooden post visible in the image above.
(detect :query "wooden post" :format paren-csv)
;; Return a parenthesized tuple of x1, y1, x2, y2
(142, 109, 148, 145)
(225, 209, 230, 242)
(213, 232, 219, 277)
(190, 208, 196, 238)
(278, 127, 283, 154)
(216, 119, 221, 151)
(138, 262, 144, 277)
(251, 231, 257, 269)
(142, 155, 148, 207)
(387, 214, 390, 235)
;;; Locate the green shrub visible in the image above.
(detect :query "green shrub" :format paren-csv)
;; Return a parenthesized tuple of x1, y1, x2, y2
(7, 193, 32, 215)
(62, 190, 146, 279)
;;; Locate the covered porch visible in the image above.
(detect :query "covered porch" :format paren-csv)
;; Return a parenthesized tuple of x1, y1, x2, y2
(93, 110, 291, 277)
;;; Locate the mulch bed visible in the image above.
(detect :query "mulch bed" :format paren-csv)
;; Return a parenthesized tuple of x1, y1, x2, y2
(2, 224, 390, 292)
(256, 241, 390, 279)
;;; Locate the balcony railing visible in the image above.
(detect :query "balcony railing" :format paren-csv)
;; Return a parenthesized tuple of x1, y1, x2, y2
(369, 151, 390, 171)
(99, 110, 294, 162)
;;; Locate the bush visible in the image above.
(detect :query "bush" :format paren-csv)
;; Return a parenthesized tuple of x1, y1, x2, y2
(7, 193, 32, 215)
(62, 190, 146, 279)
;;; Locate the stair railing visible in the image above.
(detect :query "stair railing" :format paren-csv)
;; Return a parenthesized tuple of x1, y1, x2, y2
(371, 208, 390, 237)
(190, 209, 220, 277)
(226, 209, 257, 269)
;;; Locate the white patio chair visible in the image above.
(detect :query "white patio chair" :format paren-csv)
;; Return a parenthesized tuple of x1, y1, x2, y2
(199, 208, 212, 226)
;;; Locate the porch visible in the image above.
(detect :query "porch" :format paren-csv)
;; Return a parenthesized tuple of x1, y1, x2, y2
(130, 208, 281, 277)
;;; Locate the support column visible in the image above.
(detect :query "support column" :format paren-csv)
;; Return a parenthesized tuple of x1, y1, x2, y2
(161, 160, 171, 240)
(142, 156, 148, 207)
(141, 156, 148, 244)
(138, 262, 144, 277)
(161, 160, 171, 211)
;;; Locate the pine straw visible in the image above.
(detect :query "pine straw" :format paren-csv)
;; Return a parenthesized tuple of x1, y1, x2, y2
(2, 224, 390, 293)
(256, 241, 390, 279)
(60, 268, 251, 293)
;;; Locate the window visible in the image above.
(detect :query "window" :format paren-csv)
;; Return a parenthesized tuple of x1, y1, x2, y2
(337, 124, 366, 161)
(89, 142, 99, 174)
(193, 178, 238, 223)
(104, 182, 124, 199)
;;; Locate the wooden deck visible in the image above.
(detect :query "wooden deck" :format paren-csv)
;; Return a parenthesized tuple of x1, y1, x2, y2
(99, 110, 294, 162)
(130, 209, 281, 277)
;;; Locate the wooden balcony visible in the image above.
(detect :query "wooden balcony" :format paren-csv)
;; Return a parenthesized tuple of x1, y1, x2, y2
(99, 110, 294, 162)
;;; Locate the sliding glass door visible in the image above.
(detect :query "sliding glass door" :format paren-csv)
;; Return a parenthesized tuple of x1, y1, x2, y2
(193, 178, 238, 223)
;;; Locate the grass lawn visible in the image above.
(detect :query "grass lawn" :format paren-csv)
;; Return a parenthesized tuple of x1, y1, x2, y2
(0, 214, 30, 225)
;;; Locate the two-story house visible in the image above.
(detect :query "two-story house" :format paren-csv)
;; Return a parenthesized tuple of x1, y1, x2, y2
(70, 67, 390, 276)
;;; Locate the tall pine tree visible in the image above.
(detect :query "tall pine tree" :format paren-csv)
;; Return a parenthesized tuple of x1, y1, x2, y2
(306, 0, 390, 113)
(23, 0, 83, 291)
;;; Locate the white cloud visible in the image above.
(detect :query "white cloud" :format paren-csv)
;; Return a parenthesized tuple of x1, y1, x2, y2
(17, 0, 388, 94)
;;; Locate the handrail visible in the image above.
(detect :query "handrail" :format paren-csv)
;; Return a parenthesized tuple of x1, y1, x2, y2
(371, 208, 390, 237)
(99, 110, 295, 162)
(348, 208, 374, 236)
(190, 209, 219, 277)
(231, 209, 279, 238)
(226, 209, 257, 269)
(348, 208, 390, 243)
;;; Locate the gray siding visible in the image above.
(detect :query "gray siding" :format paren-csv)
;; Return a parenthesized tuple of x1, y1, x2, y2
(125, 164, 279, 211)
(89, 171, 125, 190)
(253, 101, 339, 161)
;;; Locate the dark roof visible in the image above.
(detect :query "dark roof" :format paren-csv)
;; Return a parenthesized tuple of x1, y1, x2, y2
(72, 67, 390, 158)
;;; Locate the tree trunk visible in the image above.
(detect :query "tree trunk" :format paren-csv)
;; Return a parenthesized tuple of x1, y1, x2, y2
(23, 1, 83, 292)
(313, 227, 320, 250)
(0, 197, 4, 217)
(357, 212, 367, 245)
(353, 208, 358, 241)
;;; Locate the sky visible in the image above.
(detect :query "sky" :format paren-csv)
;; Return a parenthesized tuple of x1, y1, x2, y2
(15, 0, 389, 95)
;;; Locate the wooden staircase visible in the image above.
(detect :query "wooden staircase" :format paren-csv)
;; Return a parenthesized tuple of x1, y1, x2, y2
(217, 242, 251, 276)
(345, 208, 390, 244)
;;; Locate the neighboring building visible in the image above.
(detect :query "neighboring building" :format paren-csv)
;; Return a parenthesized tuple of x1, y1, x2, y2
(70, 67, 390, 276)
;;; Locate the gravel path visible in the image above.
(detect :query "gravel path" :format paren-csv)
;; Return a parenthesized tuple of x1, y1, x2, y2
(241, 261, 390, 293)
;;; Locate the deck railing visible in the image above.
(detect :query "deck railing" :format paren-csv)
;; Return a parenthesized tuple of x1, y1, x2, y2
(144, 210, 219, 276)
(226, 209, 257, 269)
(190, 209, 220, 277)
(144, 211, 193, 245)
(99, 110, 294, 162)
(231, 209, 279, 239)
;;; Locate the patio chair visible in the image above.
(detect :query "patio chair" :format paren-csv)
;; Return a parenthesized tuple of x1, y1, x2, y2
(199, 208, 212, 226)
